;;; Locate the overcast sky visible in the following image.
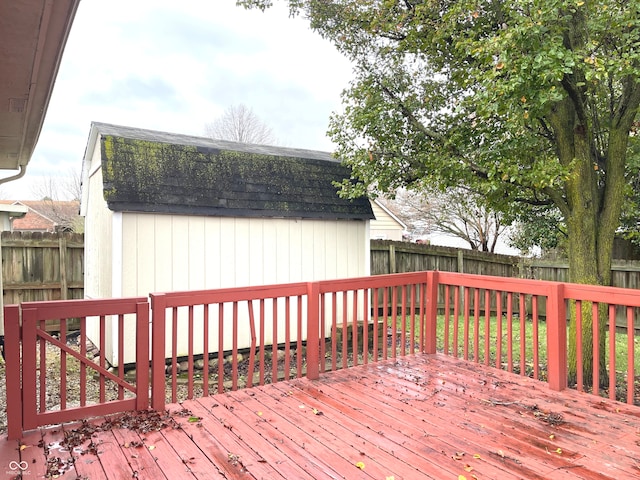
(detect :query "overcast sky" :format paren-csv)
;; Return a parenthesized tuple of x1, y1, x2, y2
(2, 0, 353, 199)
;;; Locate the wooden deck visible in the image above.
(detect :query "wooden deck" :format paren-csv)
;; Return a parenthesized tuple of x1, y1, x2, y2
(3, 354, 640, 479)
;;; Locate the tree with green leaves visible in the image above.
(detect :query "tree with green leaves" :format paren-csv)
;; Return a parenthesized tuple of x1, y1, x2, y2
(239, 0, 640, 385)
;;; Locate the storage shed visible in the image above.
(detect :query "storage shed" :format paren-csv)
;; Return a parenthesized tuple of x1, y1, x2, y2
(80, 122, 374, 365)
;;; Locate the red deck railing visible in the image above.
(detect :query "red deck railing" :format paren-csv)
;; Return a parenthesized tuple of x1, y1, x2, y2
(4, 271, 640, 439)
(4, 297, 150, 440)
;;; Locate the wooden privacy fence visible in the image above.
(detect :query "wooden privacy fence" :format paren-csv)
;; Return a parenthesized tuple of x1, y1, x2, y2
(2, 231, 84, 304)
(372, 240, 640, 330)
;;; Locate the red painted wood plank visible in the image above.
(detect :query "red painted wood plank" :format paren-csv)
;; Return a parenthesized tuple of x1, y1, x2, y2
(10, 430, 44, 479)
(40, 425, 79, 479)
(216, 390, 373, 480)
(90, 430, 137, 479)
(305, 363, 560, 478)
(196, 394, 367, 480)
(179, 397, 302, 479)
(110, 425, 170, 479)
(168, 401, 274, 480)
(262, 380, 452, 479)
(40, 418, 108, 480)
(0, 436, 22, 478)
(334, 356, 639, 478)
(240, 385, 426, 480)
(131, 431, 197, 480)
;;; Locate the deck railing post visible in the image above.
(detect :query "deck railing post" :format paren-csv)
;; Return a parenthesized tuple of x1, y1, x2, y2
(4, 304, 22, 440)
(306, 282, 320, 380)
(149, 293, 167, 411)
(135, 299, 150, 410)
(546, 283, 567, 391)
(425, 271, 439, 354)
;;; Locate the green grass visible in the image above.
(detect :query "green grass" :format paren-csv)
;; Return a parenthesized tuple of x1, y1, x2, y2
(392, 314, 640, 380)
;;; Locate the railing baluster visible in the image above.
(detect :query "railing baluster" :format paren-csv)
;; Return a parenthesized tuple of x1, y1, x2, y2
(80, 316, 87, 407)
(453, 286, 460, 358)
(507, 292, 513, 373)
(444, 285, 450, 355)
(284, 296, 291, 379)
(532, 296, 539, 380)
(60, 318, 67, 410)
(203, 303, 210, 396)
(217, 303, 224, 394)
(520, 294, 526, 376)
(495, 291, 502, 370)
(363, 288, 369, 364)
(271, 298, 278, 384)
(259, 299, 265, 385)
(171, 307, 178, 403)
(382, 288, 389, 360)
(373, 288, 380, 361)
(576, 300, 583, 391)
(473, 288, 480, 363)
(39, 319, 46, 413)
(627, 306, 635, 405)
(99, 315, 106, 403)
(298, 295, 304, 377)
(463, 287, 470, 361)
(608, 304, 616, 401)
(188, 305, 194, 400)
(232, 301, 239, 390)
(592, 302, 600, 396)
(118, 314, 124, 400)
(484, 289, 491, 366)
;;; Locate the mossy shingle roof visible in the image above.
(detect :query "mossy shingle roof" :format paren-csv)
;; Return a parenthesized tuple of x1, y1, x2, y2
(92, 122, 373, 220)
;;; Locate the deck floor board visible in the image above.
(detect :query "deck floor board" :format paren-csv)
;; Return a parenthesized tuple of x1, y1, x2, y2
(3, 353, 640, 479)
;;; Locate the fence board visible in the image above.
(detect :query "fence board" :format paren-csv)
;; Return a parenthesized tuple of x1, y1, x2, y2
(2, 231, 84, 330)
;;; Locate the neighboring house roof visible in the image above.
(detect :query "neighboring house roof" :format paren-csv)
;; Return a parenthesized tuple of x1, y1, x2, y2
(83, 122, 374, 220)
(1, 200, 80, 231)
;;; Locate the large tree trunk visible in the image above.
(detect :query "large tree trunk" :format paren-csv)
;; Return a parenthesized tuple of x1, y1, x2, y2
(563, 138, 609, 387)
(561, 110, 630, 389)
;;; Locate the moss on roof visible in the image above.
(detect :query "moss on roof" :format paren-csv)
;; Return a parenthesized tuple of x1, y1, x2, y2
(97, 124, 373, 220)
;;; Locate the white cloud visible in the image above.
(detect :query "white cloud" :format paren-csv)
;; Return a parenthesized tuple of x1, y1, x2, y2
(2, 0, 353, 199)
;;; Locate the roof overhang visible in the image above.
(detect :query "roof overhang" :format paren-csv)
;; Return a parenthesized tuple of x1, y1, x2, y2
(0, 0, 80, 173)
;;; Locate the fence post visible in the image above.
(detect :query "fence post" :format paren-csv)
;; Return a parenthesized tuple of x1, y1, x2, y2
(306, 282, 320, 380)
(149, 294, 166, 411)
(136, 299, 150, 410)
(425, 271, 439, 354)
(546, 282, 567, 391)
(4, 305, 22, 440)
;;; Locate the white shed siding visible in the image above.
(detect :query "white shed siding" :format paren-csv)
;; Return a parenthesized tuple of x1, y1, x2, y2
(119, 213, 367, 294)
(106, 213, 368, 364)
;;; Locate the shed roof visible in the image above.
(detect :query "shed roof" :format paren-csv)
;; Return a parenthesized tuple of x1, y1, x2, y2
(86, 122, 373, 220)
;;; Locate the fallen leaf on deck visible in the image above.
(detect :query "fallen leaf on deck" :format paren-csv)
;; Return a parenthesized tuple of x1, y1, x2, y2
(148, 445, 156, 451)
(386, 476, 395, 480)
(299, 405, 305, 409)
(20, 444, 28, 451)
(452, 452, 465, 460)
(355, 461, 365, 470)
(188, 416, 201, 423)
(496, 449, 505, 458)
(473, 453, 482, 459)
(549, 434, 555, 440)
(257, 411, 263, 416)
(312, 408, 323, 416)
(458, 475, 467, 480)
(464, 464, 474, 472)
